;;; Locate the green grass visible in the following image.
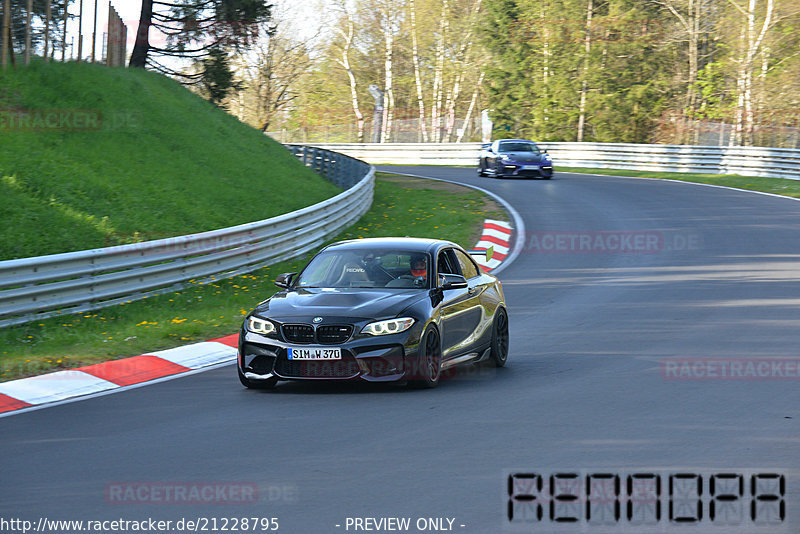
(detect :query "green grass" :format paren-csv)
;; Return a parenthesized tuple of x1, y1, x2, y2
(0, 173, 504, 381)
(557, 166, 800, 199)
(0, 59, 339, 259)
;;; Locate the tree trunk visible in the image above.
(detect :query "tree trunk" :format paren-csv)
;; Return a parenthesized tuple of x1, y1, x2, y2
(61, 0, 68, 61)
(659, 0, 704, 144)
(541, 0, 551, 129)
(381, 12, 394, 143)
(688, 0, 701, 144)
(7, 21, 15, 66)
(730, 0, 774, 146)
(431, 0, 449, 142)
(337, 20, 364, 142)
(24, 0, 32, 65)
(409, 0, 428, 142)
(77, 0, 83, 60)
(443, 76, 460, 141)
(44, 0, 50, 62)
(730, 22, 747, 145)
(456, 71, 484, 142)
(577, 0, 593, 142)
(129, 0, 153, 68)
(1, 0, 10, 69)
(444, 0, 482, 141)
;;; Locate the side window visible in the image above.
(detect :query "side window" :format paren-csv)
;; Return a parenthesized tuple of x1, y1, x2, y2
(454, 249, 479, 279)
(437, 250, 457, 276)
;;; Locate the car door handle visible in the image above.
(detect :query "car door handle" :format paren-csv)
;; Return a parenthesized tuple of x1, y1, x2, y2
(467, 286, 477, 295)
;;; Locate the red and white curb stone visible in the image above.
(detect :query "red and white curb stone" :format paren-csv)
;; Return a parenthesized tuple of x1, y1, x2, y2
(0, 334, 238, 415)
(472, 219, 513, 272)
(0, 220, 514, 416)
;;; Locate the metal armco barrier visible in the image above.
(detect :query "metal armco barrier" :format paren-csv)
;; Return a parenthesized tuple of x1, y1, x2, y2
(0, 147, 374, 328)
(308, 142, 800, 180)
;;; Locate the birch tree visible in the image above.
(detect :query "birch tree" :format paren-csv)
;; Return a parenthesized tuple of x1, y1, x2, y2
(409, 0, 429, 141)
(577, 0, 594, 141)
(380, 4, 395, 143)
(727, 0, 774, 145)
(442, 0, 484, 141)
(430, 0, 450, 142)
(332, 4, 365, 141)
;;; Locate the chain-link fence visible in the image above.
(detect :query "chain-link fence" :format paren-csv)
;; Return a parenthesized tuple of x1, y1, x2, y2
(268, 116, 800, 149)
(266, 116, 485, 145)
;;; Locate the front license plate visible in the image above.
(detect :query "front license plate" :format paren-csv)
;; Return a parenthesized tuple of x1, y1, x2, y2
(287, 347, 342, 360)
(521, 165, 538, 170)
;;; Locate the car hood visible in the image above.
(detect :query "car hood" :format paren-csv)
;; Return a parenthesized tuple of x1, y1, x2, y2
(501, 151, 549, 163)
(254, 287, 427, 322)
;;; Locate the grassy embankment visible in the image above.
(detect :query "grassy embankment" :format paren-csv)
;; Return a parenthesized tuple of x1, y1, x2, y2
(0, 59, 503, 381)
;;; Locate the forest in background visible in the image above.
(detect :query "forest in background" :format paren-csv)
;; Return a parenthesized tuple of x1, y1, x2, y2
(3, 0, 796, 146)
(228, 0, 800, 147)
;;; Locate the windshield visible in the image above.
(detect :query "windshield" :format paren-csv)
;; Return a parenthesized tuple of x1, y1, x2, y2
(294, 249, 431, 289)
(498, 141, 540, 154)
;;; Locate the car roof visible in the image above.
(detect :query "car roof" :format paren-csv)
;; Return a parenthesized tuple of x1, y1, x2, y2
(322, 237, 459, 255)
(497, 138, 536, 144)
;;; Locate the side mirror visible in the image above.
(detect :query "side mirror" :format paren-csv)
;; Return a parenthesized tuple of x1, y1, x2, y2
(439, 273, 468, 290)
(275, 272, 297, 289)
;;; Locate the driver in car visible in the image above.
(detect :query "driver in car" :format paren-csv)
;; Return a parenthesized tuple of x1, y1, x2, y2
(410, 256, 427, 284)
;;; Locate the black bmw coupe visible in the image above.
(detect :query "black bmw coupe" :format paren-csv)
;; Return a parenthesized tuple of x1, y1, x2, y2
(238, 237, 509, 389)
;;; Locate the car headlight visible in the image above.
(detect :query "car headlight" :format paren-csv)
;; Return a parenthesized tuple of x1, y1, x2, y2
(247, 316, 276, 335)
(361, 317, 415, 336)
(499, 154, 511, 161)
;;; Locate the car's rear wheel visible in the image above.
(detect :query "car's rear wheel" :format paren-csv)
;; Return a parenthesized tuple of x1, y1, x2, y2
(477, 160, 487, 177)
(409, 326, 442, 388)
(238, 366, 278, 390)
(490, 308, 509, 367)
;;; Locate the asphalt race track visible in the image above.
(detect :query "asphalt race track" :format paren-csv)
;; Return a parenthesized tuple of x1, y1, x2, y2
(1, 168, 799, 533)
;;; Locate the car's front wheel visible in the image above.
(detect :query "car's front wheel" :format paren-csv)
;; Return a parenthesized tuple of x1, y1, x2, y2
(238, 366, 278, 390)
(490, 308, 509, 367)
(409, 326, 442, 388)
(477, 160, 487, 177)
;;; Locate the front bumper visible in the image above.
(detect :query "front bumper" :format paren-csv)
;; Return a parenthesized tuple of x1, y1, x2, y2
(238, 328, 424, 383)
(497, 163, 553, 178)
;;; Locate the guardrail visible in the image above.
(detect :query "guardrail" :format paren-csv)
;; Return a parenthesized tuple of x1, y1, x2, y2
(307, 142, 800, 180)
(0, 147, 374, 328)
